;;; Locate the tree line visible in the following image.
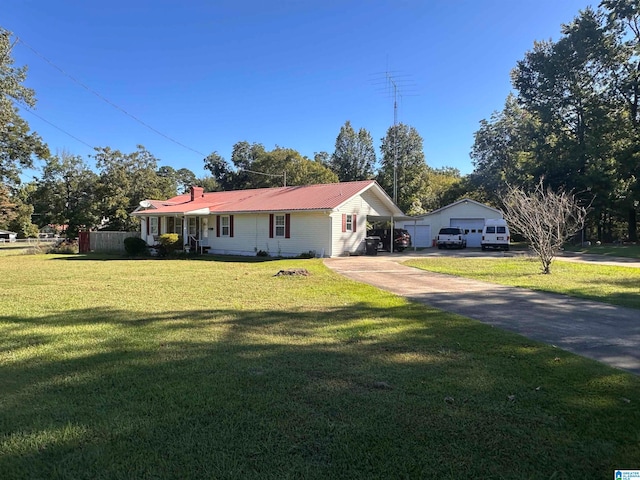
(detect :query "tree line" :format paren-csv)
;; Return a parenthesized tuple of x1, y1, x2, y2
(4, 0, 640, 244)
(468, 0, 640, 242)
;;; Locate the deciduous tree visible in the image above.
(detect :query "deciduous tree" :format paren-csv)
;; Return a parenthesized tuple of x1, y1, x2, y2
(377, 123, 429, 214)
(330, 121, 376, 181)
(502, 179, 588, 274)
(32, 151, 100, 238)
(204, 142, 338, 190)
(94, 146, 174, 231)
(0, 27, 49, 186)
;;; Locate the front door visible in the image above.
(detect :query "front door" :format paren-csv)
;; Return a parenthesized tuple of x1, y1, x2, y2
(188, 217, 199, 248)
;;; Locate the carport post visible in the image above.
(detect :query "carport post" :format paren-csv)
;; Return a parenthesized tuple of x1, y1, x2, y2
(413, 218, 417, 252)
(390, 215, 394, 253)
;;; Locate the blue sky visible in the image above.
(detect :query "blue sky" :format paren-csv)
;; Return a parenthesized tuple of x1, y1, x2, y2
(6, 0, 598, 180)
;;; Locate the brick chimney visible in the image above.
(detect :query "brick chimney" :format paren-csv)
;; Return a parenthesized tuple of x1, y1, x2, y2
(190, 186, 204, 201)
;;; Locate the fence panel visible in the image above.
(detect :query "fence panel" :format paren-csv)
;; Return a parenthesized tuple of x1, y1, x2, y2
(89, 231, 140, 252)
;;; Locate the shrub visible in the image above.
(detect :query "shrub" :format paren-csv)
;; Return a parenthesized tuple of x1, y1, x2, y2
(22, 245, 44, 255)
(297, 250, 316, 259)
(47, 239, 79, 254)
(158, 234, 181, 257)
(256, 250, 270, 257)
(124, 236, 148, 256)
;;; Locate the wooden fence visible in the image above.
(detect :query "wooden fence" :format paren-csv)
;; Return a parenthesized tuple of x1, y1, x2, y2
(88, 231, 140, 253)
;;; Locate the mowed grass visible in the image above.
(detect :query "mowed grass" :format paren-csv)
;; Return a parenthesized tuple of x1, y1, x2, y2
(563, 243, 640, 259)
(1, 254, 639, 479)
(406, 256, 640, 309)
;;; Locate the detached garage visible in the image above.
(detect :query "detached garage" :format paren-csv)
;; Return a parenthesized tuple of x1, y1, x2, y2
(401, 199, 503, 248)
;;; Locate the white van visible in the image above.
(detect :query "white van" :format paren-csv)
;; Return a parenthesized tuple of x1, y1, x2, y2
(481, 219, 510, 251)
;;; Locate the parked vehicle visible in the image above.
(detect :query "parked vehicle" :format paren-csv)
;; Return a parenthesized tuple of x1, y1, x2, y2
(481, 219, 510, 251)
(367, 228, 412, 252)
(436, 227, 467, 249)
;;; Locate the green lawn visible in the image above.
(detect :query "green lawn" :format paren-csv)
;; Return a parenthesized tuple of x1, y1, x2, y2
(563, 243, 640, 259)
(405, 256, 640, 310)
(1, 253, 639, 479)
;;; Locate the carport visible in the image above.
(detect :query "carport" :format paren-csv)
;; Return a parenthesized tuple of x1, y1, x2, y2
(367, 214, 414, 253)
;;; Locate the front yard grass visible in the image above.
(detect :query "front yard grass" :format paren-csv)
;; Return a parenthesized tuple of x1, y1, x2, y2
(1, 254, 639, 479)
(405, 256, 640, 310)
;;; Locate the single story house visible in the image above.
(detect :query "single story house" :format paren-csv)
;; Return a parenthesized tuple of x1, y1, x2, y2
(131, 180, 406, 257)
(0, 230, 17, 242)
(399, 198, 504, 248)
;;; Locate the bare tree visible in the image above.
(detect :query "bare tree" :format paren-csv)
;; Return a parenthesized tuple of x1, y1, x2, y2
(502, 179, 588, 274)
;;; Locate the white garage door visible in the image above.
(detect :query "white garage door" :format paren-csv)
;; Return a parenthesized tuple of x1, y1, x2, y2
(450, 218, 484, 247)
(403, 224, 432, 248)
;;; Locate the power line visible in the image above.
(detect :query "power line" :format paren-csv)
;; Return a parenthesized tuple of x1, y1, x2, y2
(241, 168, 284, 178)
(16, 101, 95, 149)
(16, 36, 206, 157)
(240, 168, 287, 187)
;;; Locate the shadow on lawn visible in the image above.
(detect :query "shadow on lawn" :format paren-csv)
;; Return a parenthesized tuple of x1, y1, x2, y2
(51, 253, 292, 263)
(1, 304, 639, 479)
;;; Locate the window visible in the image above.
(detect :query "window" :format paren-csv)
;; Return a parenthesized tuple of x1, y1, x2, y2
(497, 226, 506, 234)
(221, 216, 230, 236)
(269, 213, 289, 238)
(341, 213, 357, 233)
(175, 217, 183, 234)
(188, 217, 197, 236)
(150, 217, 159, 236)
(485, 226, 496, 234)
(275, 214, 285, 237)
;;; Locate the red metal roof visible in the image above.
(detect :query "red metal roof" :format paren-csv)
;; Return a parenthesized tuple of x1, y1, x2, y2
(132, 180, 401, 215)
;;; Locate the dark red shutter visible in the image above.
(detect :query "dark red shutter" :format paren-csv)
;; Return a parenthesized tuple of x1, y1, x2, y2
(353, 214, 357, 233)
(230, 215, 234, 237)
(269, 214, 274, 238)
(342, 214, 346, 233)
(285, 213, 290, 238)
(216, 215, 220, 237)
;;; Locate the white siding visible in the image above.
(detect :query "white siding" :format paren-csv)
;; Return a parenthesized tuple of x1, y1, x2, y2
(360, 189, 395, 216)
(331, 191, 396, 256)
(208, 212, 332, 257)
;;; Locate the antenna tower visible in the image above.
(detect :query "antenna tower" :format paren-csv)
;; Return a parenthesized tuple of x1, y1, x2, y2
(388, 73, 399, 204)
(371, 70, 417, 204)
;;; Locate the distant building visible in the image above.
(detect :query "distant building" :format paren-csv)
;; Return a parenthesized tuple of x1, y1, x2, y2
(0, 230, 17, 242)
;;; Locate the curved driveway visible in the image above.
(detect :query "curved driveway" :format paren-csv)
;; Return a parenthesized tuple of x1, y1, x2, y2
(324, 253, 640, 375)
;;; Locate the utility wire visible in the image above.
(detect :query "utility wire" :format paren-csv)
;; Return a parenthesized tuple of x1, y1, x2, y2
(241, 168, 284, 178)
(16, 37, 206, 157)
(16, 101, 95, 149)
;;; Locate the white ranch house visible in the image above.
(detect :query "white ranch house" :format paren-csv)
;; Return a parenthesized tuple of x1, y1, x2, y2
(132, 180, 405, 257)
(400, 199, 504, 248)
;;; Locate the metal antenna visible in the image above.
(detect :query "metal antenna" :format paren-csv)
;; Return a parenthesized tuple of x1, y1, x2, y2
(370, 70, 417, 204)
(389, 73, 399, 204)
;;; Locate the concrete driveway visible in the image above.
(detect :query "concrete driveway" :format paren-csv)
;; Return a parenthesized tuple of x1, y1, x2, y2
(324, 253, 640, 375)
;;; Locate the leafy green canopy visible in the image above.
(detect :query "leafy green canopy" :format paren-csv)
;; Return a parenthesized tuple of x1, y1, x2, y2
(204, 141, 338, 190)
(0, 27, 49, 186)
(471, 2, 640, 242)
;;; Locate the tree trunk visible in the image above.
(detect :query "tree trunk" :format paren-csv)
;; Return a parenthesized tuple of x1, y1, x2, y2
(629, 207, 638, 242)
